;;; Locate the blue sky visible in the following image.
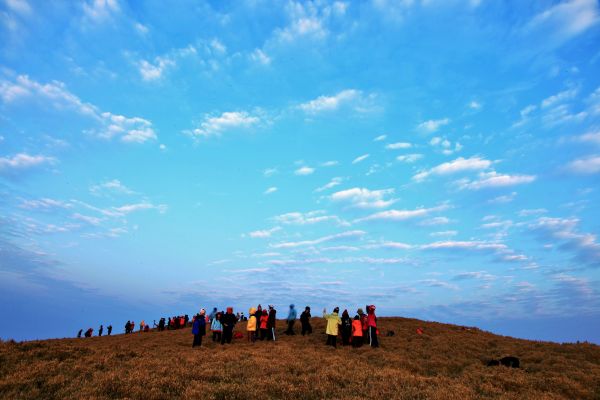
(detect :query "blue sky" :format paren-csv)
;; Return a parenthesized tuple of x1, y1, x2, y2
(1, 0, 600, 343)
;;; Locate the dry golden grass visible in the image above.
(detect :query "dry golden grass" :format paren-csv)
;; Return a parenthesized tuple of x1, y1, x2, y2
(1, 317, 599, 399)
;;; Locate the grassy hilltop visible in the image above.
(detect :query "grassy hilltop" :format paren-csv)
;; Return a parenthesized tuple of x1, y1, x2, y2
(1, 317, 599, 399)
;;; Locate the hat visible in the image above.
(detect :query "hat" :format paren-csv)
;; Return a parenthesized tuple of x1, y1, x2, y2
(357, 308, 364, 314)
(333, 307, 339, 313)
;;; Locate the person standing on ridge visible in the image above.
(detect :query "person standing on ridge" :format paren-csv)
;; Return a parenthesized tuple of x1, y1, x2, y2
(351, 315, 363, 347)
(247, 307, 257, 342)
(220, 307, 237, 345)
(77, 329, 83, 338)
(300, 306, 312, 335)
(285, 304, 297, 335)
(323, 307, 341, 348)
(192, 310, 207, 347)
(211, 312, 222, 342)
(209, 307, 218, 322)
(267, 305, 277, 341)
(107, 325, 112, 335)
(341, 310, 351, 346)
(259, 309, 268, 340)
(98, 324, 103, 337)
(367, 305, 379, 348)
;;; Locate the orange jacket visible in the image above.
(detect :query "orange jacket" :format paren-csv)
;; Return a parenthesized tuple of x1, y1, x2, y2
(352, 320, 363, 337)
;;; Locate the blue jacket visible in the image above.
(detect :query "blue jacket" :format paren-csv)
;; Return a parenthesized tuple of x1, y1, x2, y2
(192, 316, 206, 335)
(211, 318, 222, 332)
(287, 305, 297, 321)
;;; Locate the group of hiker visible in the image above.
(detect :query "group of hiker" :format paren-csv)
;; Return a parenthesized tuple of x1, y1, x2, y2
(77, 324, 112, 338)
(190, 303, 379, 349)
(75, 303, 381, 350)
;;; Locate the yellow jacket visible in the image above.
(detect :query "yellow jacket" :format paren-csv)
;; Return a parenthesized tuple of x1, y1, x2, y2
(247, 308, 257, 331)
(323, 312, 341, 335)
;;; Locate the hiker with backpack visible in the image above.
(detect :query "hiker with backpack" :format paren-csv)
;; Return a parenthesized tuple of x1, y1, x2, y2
(323, 307, 341, 348)
(285, 304, 297, 335)
(300, 306, 312, 335)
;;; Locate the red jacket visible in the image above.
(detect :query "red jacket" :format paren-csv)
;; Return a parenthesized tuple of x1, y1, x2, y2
(260, 314, 268, 329)
(352, 320, 363, 337)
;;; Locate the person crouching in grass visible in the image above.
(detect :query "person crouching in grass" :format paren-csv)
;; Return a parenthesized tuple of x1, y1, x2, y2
(352, 315, 363, 347)
(323, 307, 341, 348)
(247, 307, 257, 342)
(211, 312, 222, 342)
(192, 310, 207, 347)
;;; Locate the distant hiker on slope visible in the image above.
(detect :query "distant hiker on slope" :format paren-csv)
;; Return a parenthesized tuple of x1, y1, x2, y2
(323, 307, 341, 348)
(77, 329, 83, 338)
(300, 306, 312, 335)
(285, 304, 297, 335)
(192, 310, 207, 347)
(221, 307, 237, 345)
(259, 309, 268, 340)
(367, 305, 379, 348)
(107, 325, 112, 335)
(341, 310, 351, 346)
(352, 315, 363, 347)
(98, 325, 103, 337)
(247, 307, 257, 342)
(267, 305, 277, 341)
(84, 328, 93, 338)
(211, 312, 223, 342)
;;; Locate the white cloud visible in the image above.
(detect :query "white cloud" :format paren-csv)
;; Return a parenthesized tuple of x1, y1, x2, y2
(330, 187, 396, 209)
(272, 210, 347, 226)
(396, 154, 423, 163)
(374, 134, 387, 142)
(518, 208, 547, 217)
(419, 217, 451, 226)
(248, 226, 281, 238)
(541, 88, 578, 108)
(469, 101, 482, 110)
(299, 89, 360, 114)
(263, 167, 278, 177)
(365, 241, 413, 250)
(82, 0, 120, 23)
(189, 111, 260, 138)
(386, 142, 412, 150)
(90, 179, 135, 196)
(270, 230, 365, 249)
(0, 153, 55, 172)
(430, 230, 458, 237)
(421, 240, 507, 252)
(294, 166, 315, 176)
(112, 202, 167, 215)
(352, 154, 369, 164)
(209, 38, 227, 55)
(5, 0, 31, 15)
(573, 131, 600, 146)
(457, 171, 537, 190)
(71, 213, 103, 226)
(429, 136, 462, 155)
(512, 104, 537, 128)
(250, 48, 271, 65)
(264, 187, 278, 195)
(138, 58, 175, 81)
(320, 160, 338, 167)
(134, 22, 149, 35)
(566, 155, 600, 174)
(417, 118, 449, 133)
(315, 177, 344, 192)
(19, 198, 71, 210)
(0, 75, 156, 144)
(526, 0, 600, 44)
(488, 192, 517, 204)
(355, 204, 448, 223)
(413, 156, 491, 181)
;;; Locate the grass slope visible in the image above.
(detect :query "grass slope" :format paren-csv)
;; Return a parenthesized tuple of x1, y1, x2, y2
(1, 317, 599, 399)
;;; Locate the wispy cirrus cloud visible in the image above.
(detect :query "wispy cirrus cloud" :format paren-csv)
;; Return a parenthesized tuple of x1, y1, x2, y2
(456, 171, 537, 190)
(298, 89, 376, 114)
(565, 155, 600, 174)
(315, 177, 344, 192)
(417, 118, 449, 133)
(354, 204, 449, 223)
(272, 210, 348, 227)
